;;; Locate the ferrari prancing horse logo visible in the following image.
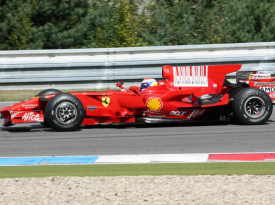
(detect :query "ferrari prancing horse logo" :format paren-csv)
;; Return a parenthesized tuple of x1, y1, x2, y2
(102, 97, 110, 107)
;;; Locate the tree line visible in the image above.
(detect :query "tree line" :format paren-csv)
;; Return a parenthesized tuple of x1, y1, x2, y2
(1, 0, 275, 50)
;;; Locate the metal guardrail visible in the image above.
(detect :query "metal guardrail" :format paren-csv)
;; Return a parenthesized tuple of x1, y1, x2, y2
(0, 42, 275, 90)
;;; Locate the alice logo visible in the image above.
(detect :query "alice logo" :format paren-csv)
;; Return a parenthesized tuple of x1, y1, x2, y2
(22, 112, 40, 121)
(102, 97, 110, 107)
(146, 97, 163, 111)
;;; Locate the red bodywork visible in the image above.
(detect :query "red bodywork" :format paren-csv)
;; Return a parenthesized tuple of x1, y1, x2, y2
(239, 72, 275, 103)
(1, 64, 275, 127)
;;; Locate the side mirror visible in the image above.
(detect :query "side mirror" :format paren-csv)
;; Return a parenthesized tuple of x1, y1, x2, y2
(116, 82, 127, 92)
(116, 82, 124, 87)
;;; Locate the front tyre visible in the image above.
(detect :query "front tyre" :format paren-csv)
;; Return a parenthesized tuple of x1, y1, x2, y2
(232, 88, 272, 125)
(36, 89, 63, 126)
(41, 121, 50, 127)
(45, 94, 84, 131)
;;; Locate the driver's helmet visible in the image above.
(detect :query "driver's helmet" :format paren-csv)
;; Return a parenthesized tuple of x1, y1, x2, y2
(140, 78, 158, 91)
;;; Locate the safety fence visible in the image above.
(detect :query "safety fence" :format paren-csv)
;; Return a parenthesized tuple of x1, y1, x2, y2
(0, 42, 274, 90)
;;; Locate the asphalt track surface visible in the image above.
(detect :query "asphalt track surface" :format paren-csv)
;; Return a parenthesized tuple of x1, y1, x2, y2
(0, 102, 275, 157)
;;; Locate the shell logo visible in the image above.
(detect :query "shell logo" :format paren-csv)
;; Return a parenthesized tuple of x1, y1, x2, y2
(146, 97, 163, 111)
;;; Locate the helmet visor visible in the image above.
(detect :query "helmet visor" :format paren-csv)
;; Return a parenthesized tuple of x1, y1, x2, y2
(140, 82, 149, 90)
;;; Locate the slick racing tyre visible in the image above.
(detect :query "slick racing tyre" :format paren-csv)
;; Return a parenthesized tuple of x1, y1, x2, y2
(40, 120, 50, 127)
(232, 88, 272, 125)
(36, 89, 62, 127)
(35, 89, 62, 97)
(45, 93, 84, 131)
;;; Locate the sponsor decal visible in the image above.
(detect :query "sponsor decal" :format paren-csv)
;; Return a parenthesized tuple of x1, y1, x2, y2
(146, 97, 163, 111)
(273, 100, 275, 103)
(22, 112, 40, 121)
(270, 93, 275, 98)
(22, 104, 38, 108)
(11, 112, 20, 118)
(170, 111, 187, 116)
(87, 106, 97, 110)
(260, 87, 275, 92)
(173, 66, 208, 87)
(255, 82, 275, 86)
(164, 69, 170, 73)
(249, 74, 270, 79)
(213, 84, 217, 88)
(187, 109, 205, 119)
(102, 97, 110, 107)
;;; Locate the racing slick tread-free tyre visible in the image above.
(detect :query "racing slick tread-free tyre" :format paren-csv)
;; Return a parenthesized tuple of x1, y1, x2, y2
(35, 88, 62, 97)
(40, 120, 50, 127)
(232, 87, 272, 125)
(36, 89, 62, 127)
(45, 93, 84, 131)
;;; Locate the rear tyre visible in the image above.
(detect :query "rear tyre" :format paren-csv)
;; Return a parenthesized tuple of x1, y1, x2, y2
(232, 88, 272, 125)
(45, 94, 84, 131)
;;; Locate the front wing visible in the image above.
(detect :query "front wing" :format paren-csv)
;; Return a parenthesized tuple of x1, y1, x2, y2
(1, 110, 44, 126)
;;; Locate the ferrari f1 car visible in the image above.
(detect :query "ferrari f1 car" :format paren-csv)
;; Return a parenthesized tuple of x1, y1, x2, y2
(1, 64, 274, 131)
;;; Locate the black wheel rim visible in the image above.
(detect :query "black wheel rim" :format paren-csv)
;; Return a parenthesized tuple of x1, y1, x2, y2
(244, 97, 265, 118)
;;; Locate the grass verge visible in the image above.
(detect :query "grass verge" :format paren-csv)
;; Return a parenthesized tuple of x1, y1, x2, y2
(1, 162, 275, 178)
(0, 90, 39, 102)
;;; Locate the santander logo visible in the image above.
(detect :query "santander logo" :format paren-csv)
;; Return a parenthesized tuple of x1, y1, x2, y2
(22, 112, 40, 121)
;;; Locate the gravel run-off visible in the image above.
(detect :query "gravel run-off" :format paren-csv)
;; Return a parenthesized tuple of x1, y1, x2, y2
(1, 175, 275, 204)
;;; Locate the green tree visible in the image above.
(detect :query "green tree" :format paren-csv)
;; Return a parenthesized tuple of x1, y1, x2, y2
(140, 0, 206, 46)
(0, 0, 35, 50)
(7, 8, 33, 50)
(30, 0, 91, 49)
(0, 0, 92, 50)
(2, 0, 275, 50)
(89, 0, 145, 48)
(206, 0, 275, 43)
(140, 0, 275, 45)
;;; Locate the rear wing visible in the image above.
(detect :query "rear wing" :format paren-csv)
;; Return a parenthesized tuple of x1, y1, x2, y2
(162, 64, 242, 93)
(236, 71, 275, 84)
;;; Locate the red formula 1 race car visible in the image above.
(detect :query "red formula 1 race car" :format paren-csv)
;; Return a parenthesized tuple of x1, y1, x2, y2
(0, 64, 274, 131)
